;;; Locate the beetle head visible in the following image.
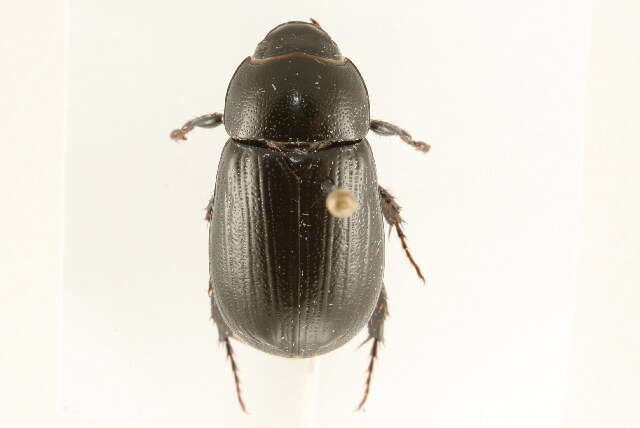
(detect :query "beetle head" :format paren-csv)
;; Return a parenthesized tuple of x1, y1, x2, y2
(253, 20, 342, 62)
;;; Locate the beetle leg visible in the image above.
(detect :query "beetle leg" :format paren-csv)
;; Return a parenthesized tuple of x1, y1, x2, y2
(170, 112, 224, 141)
(211, 290, 248, 413)
(379, 186, 426, 284)
(369, 119, 430, 153)
(357, 285, 388, 411)
(205, 194, 215, 222)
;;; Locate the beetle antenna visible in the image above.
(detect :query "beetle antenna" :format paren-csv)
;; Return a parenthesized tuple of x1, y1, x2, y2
(369, 119, 430, 152)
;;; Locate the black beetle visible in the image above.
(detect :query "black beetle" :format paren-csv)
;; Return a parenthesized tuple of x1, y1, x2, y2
(170, 19, 429, 412)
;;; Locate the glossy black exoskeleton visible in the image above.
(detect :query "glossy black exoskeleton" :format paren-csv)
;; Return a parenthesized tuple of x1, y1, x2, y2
(170, 19, 430, 413)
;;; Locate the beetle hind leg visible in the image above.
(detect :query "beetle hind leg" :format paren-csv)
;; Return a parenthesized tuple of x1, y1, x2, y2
(357, 286, 388, 411)
(211, 288, 248, 413)
(379, 186, 426, 284)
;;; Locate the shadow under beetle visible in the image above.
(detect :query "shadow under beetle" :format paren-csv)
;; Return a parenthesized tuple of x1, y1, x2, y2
(170, 19, 429, 413)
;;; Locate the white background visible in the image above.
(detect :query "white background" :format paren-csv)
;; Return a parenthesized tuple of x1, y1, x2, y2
(1, 1, 638, 428)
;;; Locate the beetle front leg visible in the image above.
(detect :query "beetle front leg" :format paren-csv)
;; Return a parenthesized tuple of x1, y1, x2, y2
(170, 112, 224, 141)
(379, 186, 426, 284)
(369, 119, 430, 152)
(357, 285, 388, 411)
(211, 288, 248, 413)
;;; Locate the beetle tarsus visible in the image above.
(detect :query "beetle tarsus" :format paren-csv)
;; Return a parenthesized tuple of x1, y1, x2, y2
(357, 338, 379, 411)
(224, 337, 248, 414)
(169, 128, 188, 141)
(369, 119, 430, 153)
(212, 294, 248, 413)
(170, 112, 224, 142)
(379, 186, 426, 284)
(395, 222, 426, 283)
(357, 286, 388, 411)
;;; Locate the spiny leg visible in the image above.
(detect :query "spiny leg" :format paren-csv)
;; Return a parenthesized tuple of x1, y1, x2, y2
(379, 186, 425, 284)
(357, 286, 389, 411)
(211, 288, 247, 413)
(369, 119, 430, 153)
(170, 112, 224, 141)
